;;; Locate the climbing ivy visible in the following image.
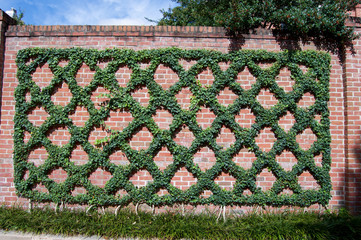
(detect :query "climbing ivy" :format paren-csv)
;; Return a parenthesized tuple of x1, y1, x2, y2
(14, 47, 331, 208)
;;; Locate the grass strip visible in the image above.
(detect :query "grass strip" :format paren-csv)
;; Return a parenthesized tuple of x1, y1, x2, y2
(1, 206, 361, 239)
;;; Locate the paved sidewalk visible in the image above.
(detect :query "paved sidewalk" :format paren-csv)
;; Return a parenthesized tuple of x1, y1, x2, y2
(0, 231, 138, 240)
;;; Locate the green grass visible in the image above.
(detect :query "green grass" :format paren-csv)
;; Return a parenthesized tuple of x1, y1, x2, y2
(1, 206, 361, 239)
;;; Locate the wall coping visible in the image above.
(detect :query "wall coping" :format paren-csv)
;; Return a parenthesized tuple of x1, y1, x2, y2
(5, 25, 276, 39)
(0, 9, 16, 25)
(6, 20, 361, 39)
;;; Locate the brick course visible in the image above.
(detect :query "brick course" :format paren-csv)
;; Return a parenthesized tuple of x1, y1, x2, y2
(1, 9, 361, 213)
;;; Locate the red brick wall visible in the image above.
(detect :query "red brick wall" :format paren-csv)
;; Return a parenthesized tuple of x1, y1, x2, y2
(1, 17, 361, 213)
(0, 10, 16, 119)
(345, 35, 361, 214)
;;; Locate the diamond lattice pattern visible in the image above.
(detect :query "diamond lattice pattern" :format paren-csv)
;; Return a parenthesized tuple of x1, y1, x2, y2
(14, 48, 331, 208)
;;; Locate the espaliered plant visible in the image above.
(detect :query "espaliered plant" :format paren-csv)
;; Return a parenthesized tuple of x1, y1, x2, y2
(14, 47, 331, 209)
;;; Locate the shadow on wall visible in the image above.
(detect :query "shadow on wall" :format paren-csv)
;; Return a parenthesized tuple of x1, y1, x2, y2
(347, 132, 361, 214)
(227, 29, 354, 64)
(227, 26, 360, 214)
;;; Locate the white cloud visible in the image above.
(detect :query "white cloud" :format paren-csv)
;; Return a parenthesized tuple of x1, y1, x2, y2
(128, 0, 151, 13)
(41, 0, 177, 25)
(98, 17, 147, 25)
(0, 0, 178, 25)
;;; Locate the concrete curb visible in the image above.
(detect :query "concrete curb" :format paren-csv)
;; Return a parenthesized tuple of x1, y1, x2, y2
(0, 231, 138, 240)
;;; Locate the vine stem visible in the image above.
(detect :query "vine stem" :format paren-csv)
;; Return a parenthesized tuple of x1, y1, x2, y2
(55, 202, 59, 213)
(135, 203, 139, 215)
(222, 206, 226, 222)
(28, 199, 32, 213)
(216, 206, 222, 222)
(86, 205, 95, 215)
(101, 206, 105, 214)
(216, 206, 227, 222)
(256, 205, 260, 214)
(323, 205, 328, 212)
(115, 205, 121, 216)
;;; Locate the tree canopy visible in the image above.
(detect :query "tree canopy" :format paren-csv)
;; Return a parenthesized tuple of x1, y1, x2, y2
(14, 10, 25, 26)
(154, 0, 361, 44)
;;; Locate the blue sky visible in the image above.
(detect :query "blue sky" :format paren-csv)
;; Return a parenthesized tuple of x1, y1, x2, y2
(1, 0, 178, 25)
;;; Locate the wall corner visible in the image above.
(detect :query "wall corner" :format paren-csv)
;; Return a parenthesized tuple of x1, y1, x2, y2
(0, 9, 16, 111)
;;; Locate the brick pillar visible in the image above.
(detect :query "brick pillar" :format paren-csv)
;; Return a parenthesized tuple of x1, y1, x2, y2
(344, 24, 361, 214)
(0, 9, 16, 112)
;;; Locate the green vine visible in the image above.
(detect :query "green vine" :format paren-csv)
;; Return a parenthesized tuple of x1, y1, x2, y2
(14, 47, 331, 208)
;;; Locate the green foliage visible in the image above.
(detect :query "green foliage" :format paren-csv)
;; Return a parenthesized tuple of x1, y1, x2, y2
(156, 0, 361, 44)
(13, 9, 25, 26)
(14, 47, 331, 209)
(1, 206, 361, 240)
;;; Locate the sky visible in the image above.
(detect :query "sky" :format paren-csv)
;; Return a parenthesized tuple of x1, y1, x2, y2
(1, 0, 178, 25)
